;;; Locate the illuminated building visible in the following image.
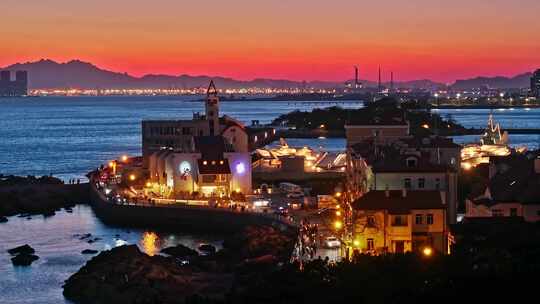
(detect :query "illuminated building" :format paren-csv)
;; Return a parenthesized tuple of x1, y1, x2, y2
(0, 70, 28, 97)
(461, 114, 515, 169)
(253, 138, 346, 173)
(142, 81, 248, 167)
(352, 190, 451, 255)
(148, 136, 251, 197)
(347, 136, 460, 224)
(531, 69, 540, 98)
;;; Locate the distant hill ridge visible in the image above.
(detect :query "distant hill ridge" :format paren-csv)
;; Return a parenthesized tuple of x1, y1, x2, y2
(1, 59, 535, 90)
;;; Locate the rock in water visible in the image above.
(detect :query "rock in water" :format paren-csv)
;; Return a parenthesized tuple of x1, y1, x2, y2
(81, 249, 98, 255)
(7, 244, 35, 255)
(63, 245, 232, 303)
(11, 254, 39, 266)
(0, 216, 8, 223)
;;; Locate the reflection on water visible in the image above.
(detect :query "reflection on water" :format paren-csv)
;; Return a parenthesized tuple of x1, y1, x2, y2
(140, 231, 160, 256)
(0, 205, 224, 304)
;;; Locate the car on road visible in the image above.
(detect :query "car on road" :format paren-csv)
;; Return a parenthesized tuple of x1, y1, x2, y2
(274, 206, 289, 216)
(324, 236, 341, 248)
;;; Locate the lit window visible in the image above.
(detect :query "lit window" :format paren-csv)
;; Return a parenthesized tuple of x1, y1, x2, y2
(367, 238, 374, 250)
(426, 214, 434, 225)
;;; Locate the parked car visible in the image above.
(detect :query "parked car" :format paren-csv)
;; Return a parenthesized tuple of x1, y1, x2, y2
(274, 206, 289, 216)
(324, 236, 341, 248)
(286, 191, 304, 199)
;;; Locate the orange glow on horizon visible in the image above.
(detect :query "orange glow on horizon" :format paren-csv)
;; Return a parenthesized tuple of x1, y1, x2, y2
(1, 0, 539, 83)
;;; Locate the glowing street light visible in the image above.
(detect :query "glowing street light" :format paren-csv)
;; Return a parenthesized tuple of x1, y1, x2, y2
(353, 239, 360, 247)
(423, 247, 433, 257)
(129, 174, 136, 181)
(121, 155, 129, 162)
(334, 220, 343, 230)
(336, 210, 342, 216)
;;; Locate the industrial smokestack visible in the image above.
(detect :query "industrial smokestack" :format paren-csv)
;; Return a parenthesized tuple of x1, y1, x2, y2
(378, 66, 382, 92)
(354, 66, 359, 88)
(390, 71, 394, 92)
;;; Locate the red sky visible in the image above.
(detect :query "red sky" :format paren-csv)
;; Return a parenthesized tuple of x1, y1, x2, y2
(1, 0, 539, 83)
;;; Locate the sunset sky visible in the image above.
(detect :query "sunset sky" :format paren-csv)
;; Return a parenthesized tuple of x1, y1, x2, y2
(1, 0, 539, 83)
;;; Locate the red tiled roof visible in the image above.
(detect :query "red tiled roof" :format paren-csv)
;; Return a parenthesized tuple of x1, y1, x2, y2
(353, 190, 445, 214)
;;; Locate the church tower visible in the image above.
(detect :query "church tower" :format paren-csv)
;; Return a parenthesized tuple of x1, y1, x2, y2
(205, 80, 220, 136)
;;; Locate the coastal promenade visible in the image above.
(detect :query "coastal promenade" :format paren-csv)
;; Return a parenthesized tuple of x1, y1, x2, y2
(89, 178, 298, 233)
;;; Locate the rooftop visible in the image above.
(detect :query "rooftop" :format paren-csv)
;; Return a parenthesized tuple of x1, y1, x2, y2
(353, 190, 445, 214)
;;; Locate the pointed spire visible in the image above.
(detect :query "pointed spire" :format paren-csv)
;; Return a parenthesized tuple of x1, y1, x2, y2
(207, 80, 217, 96)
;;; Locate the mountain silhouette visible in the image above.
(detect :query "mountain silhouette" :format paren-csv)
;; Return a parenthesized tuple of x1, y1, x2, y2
(1, 59, 534, 90)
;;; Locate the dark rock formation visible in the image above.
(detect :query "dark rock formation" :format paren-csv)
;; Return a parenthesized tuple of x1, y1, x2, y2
(0, 175, 89, 217)
(7, 244, 35, 255)
(81, 249, 98, 255)
(0, 216, 7, 223)
(11, 254, 39, 266)
(79, 233, 92, 240)
(221, 226, 296, 262)
(161, 244, 198, 258)
(63, 245, 232, 303)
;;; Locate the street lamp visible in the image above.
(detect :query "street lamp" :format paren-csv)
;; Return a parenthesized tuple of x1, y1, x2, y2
(121, 155, 129, 162)
(423, 247, 433, 257)
(129, 174, 136, 181)
(334, 220, 343, 230)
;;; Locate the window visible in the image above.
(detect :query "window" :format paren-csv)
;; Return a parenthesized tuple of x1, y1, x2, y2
(492, 209, 504, 217)
(202, 175, 217, 183)
(406, 158, 417, 168)
(373, 130, 381, 137)
(426, 214, 434, 225)
(404, 178, 412, 189)
(367, 238, 374, 250)
(435, 178, 441, 190)
(418, 178, 425, 189)
(367, 216, 376, 227)
(510, 208, 518, 217)
(415, 214, 423, 225)
(392, 215, 408, 226)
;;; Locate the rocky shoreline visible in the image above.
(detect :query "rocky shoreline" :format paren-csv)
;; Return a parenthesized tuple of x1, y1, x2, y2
(63, 225, 297, 304)
(0, 175, 90, 219)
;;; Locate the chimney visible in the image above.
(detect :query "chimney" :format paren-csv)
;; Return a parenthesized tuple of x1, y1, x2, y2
(402, 188, 407, 198)
(440, 191, 446, 205)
